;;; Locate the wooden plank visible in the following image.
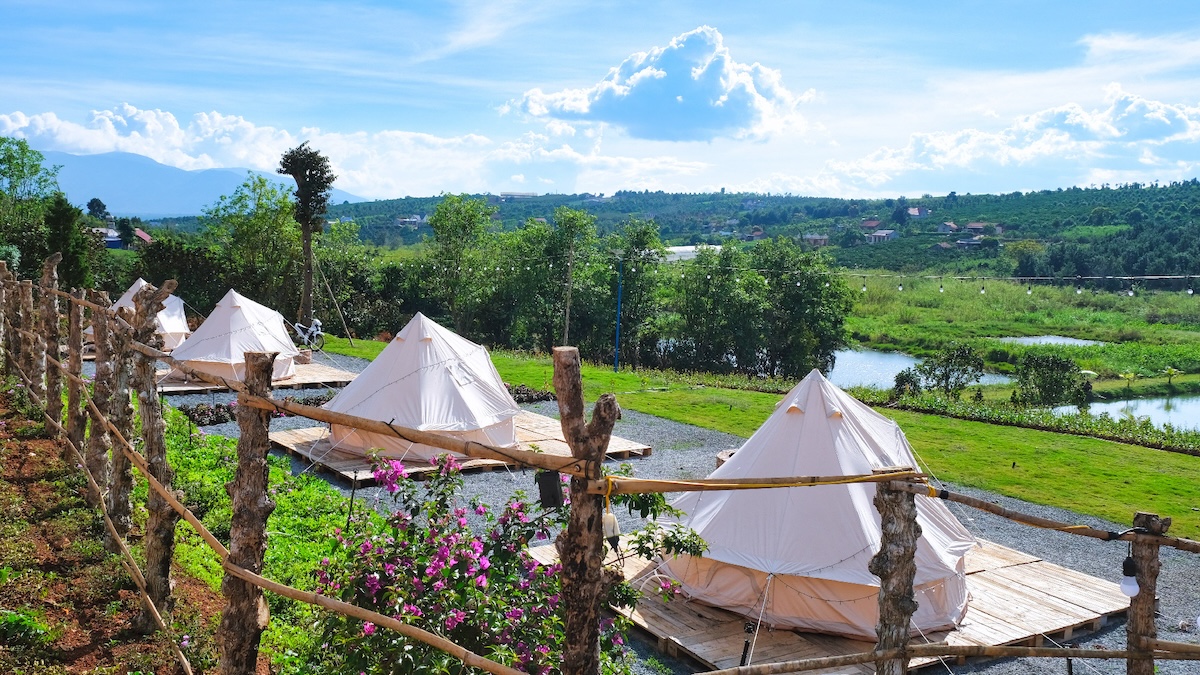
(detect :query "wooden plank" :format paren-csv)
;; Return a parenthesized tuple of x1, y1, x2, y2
(963, 541, 1040, 574)
(269, 411, 650, 485)
(158, 362, 357, 395)
(526, 539, 1128, 673)
(990, 561, 1130, 616)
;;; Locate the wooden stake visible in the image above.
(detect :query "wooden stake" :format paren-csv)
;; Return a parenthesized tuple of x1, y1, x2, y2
(20, 280, 43, 403)
(0, 264, 8, 374)
(1127, 511, 1170, 675)
(131, 281, 182, 635)
(85, 291, 113, 513)
(1, 270, 17, 377)
(553, 346, 620, 675)
(65, 288, 87, 452)
(218, 352, 277, 674)
(868, 468, 920, 675)
(39, 254, 62, 440)
(108, 304, 136, 548)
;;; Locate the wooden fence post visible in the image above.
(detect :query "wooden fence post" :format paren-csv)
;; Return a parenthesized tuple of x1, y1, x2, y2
(65, 288, 87, 452)
(218, 351, 278, 674)
(868, 469, 921, 675)
(0, 263, 8, 375)
(552, 346, 620, 675)
(131, 281, 183, 635)
(85, 291, 115, 518)
(1127, 511, 1170, 675)
(20, 280, 43, 401)
(40, 254, 63, 440)
(107, 305, 136, 546)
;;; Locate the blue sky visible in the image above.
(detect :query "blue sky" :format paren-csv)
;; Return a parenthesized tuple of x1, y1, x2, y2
(3, 0, 1199, 199)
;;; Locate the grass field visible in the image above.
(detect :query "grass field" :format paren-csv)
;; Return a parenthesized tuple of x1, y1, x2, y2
(323, 338, 1200, 538)
(848, 276, 1200, 377)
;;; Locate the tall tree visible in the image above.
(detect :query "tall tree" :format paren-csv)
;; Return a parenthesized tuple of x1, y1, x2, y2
(115, 216, 139, 247)
(750, 237, 851, 377)
(606, 218, 665, 368)
(0, 138, 59, 277)
(201, 175, 302, 314)
(278, 142, 336, 325)
(427, 194, 497, 333)
(551, 206, 598, 346)
(44, 193, 93, 290)
(86, 197, 109, 221)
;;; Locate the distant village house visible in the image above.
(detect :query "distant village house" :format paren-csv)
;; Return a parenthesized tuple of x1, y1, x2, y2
(965, 222, 1002, 235)
(907, 206, 930, 219)
(938, 221, 958, 233)
(802, 233, 830, 248)
(867, 229, 898, 244)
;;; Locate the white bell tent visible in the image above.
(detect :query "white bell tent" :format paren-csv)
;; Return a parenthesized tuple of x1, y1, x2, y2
(322, 312, 521, 462)
(662, 369, 976, 640)
(166, 289, 298, 382)
(86, 278, 191, 350)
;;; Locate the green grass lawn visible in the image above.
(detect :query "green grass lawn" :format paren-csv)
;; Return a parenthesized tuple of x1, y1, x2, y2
(324, 338, 1200, 539)
(885, 410, 1200, 540)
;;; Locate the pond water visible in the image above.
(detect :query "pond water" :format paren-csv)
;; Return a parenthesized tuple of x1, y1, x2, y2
(827, 349, 1011, 390)
(995, 335, 1103, 346)
(1053, 395, 1200, 431)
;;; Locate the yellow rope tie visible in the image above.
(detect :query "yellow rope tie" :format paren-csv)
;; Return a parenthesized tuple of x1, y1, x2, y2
(605, 475, 616, 514)
(927, 485, 939, 498)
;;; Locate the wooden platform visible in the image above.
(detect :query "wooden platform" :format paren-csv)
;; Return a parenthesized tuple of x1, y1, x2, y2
(268, 410, 653, 483)
(157, 362, 357, 395)
(528, 540, 1129, 673)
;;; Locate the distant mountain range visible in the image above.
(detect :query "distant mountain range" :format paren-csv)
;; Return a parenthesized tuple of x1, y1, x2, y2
(40, 150, 366, 218)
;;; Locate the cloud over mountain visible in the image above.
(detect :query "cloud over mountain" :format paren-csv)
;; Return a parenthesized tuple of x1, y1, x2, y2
(517, 26, 814, 142)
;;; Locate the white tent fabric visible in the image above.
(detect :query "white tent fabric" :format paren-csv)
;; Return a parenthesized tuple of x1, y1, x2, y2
(662, 369, 977, 640)
(322, 312, 520, 462)
(85, 278, 191, 350)
(166, 289, 298, 382)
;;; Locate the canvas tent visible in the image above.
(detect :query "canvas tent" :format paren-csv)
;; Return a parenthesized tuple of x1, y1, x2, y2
(322, 312, 520, 462)
(85, 278, 191, 350)
(165, 289, 298, 382)
(662, 369, 976, 640)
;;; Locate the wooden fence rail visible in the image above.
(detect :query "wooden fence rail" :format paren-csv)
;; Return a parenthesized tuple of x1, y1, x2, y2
(2, 263, 1199, 675)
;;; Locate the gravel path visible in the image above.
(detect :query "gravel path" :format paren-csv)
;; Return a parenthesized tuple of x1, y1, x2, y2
(173, 355, 1200, 675)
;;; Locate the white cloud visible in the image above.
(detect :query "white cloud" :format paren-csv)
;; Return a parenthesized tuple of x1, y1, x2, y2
(0, 105, 294, 171)
(0, 103, 714, 197)
(1080, 32, 1200, 73)
(821, 86, 1200, 192)
(516, 26, 812, 142)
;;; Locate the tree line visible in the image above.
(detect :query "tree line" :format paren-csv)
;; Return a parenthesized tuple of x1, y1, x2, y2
(0, 138, 853, 378)
(136, 183, 853, 378)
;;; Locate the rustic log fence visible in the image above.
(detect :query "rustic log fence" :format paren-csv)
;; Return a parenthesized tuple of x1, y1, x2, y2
(0, 257, 1198, 675)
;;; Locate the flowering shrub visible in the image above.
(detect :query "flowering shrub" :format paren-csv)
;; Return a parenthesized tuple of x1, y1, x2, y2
(307, 454, 640, 675)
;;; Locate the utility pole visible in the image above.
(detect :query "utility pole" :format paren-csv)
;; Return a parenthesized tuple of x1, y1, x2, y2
(613, 255, 623, 372)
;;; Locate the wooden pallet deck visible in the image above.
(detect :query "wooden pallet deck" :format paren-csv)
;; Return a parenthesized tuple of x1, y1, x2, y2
(269, 410, 652, 483)
(528, 539, 1129, 673)
(157, 362, 356, 394)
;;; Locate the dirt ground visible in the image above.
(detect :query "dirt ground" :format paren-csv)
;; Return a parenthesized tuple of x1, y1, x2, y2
(0, 389, 243, 674)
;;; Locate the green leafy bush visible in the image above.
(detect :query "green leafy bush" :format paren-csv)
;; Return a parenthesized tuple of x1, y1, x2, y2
(0, 608, 54, 648)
